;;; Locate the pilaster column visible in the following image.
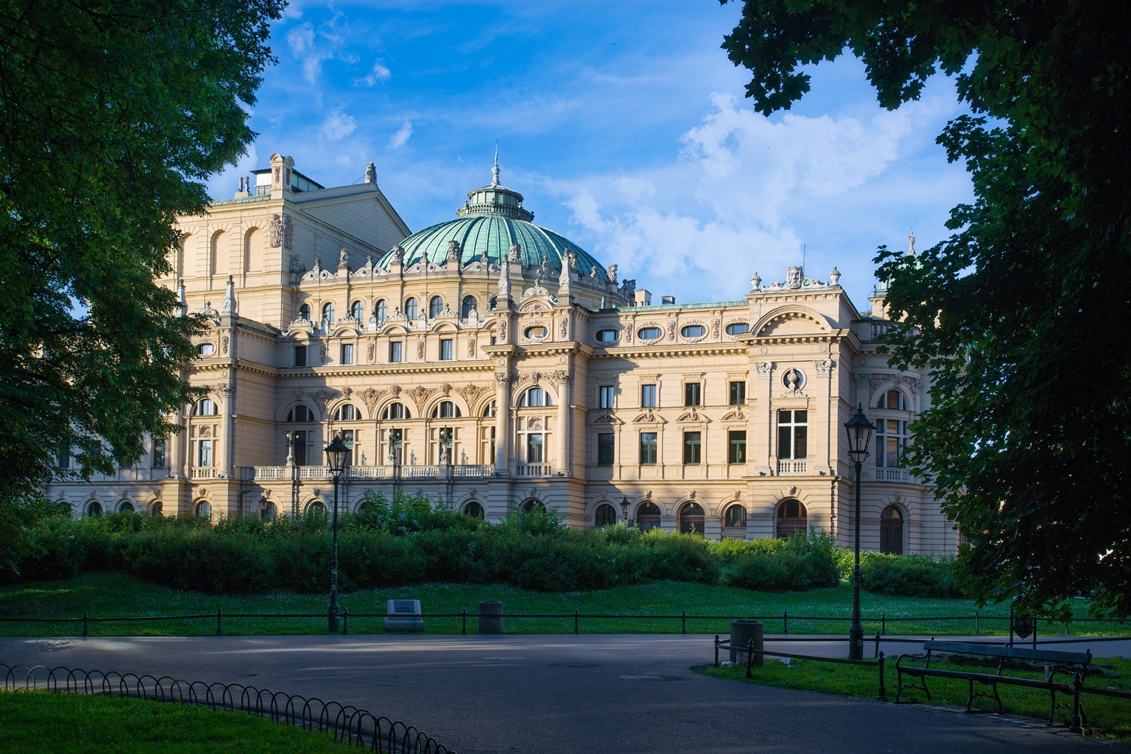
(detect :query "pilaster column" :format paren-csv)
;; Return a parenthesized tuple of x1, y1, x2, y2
(494, 372, 511, 473)
(218, 381, 236, 480)
(554, 370, 572, 476)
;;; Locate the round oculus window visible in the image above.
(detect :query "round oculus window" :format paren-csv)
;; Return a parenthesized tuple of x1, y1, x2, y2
(681, 324, 706, 338)
(595, 329, 619, 343)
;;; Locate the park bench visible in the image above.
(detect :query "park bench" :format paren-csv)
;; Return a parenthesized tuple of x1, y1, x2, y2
(895, 640, 1091, 724)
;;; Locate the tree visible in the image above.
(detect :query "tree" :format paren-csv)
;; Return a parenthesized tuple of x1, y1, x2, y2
(722, 1, 1131, 617)
(0, 0, 285, 509)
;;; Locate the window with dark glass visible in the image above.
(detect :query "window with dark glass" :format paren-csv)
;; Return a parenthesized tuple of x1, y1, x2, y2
(340, 343, 354, 365)
(681, 324, 705, 338)
(351, 300, 364, 321)
(526, 433, 544, 463)
(440, 339, 454, 360)
(335, 404, 360, 421)
(294, 344, 307, 367)
(405, 298, 418, 320)
(728, 431, 746, 464)
(56, 443, 70, 470)
(683, 431, 702, 464)
(595, 503, 616, 527)
(521, 388, 551, 406)
(638, 327, 662, 340)
(639, 432, 658, 464)
(389, 341, 403, 363)
(375, 299, 388, 324)
(290, 430, 308, 465)
(725, 322, 749, 336)
(679, 502, 705, 535)
(641, 384, 657, 408)
(152, 438, 166, 468)
(383, 403, 409, 420)
(194, 399, 217, 416)
(461, 295, 477, 319)
(429, 296, 443, 318)
(287, 404, 310, 422)
(684, 382, 701, 407)
(597, 433, 615, 466)
(729, 381, 746, 405)
(777, 410, 807, 459)
(432, 401, 460, 419)
(483, 400, 497, 417)
(876, 419, 909, 468)
(724, 504, 747, 528)
(599, 385, 615, 409)
(322, 302, 335, 324)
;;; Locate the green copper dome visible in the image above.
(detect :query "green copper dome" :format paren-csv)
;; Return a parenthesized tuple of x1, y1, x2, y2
(376, 157, 609, 282)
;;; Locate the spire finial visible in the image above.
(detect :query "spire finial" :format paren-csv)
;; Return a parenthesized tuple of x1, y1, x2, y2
(491, 141, 500, 187)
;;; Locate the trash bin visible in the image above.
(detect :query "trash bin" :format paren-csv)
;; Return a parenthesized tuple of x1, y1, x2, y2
(478, 600, 504, 634)
(730, 620, 763, 666)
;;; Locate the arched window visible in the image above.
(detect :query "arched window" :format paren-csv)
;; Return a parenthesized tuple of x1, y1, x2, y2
(405, 298, 418, 320)
(595, 503, 616, 528)
(118, 500, 135, 513)
(351, 300, 364, 321)
(286, 404, 311, 422)
(193, 399, 217, 416)
(488, 296, 498, 311)
(85, 501, 103, 518)
(322, 302, 335, 324)
(776, 499, 808, 539)
(461, 295, 477, 319)
(260, 501, 277, 522)
(636, 501, 661, 532)
(520, 388, 551, 407)
(679, 502, 705, 535)
(429, 296, 443, 318)
(521, 499, 545, 514)
(464, 501, 485, 519)
(431, 401, 461, 418)
(150, 501, 163, 517)
(305, 500, 326, 519)
(880, 506, 904, 554)
(724, 504, 747, 529)
(196, 500, 212, 519)
(299, 303, 311, 320)
(483, 400, 497, 418)
(878, 389, 906, 410)
(382, 402, 410, 420)
(335, 404, 360, 422)
(374, 299, 388, 324)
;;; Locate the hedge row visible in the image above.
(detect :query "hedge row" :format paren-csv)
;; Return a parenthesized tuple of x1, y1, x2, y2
(6, 492, 959, 597)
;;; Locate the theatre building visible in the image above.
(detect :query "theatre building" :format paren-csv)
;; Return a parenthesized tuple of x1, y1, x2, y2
(46, 153, 955, 555)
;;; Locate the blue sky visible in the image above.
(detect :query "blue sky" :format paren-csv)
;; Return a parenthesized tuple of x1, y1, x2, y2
(207, 0, 973, 310)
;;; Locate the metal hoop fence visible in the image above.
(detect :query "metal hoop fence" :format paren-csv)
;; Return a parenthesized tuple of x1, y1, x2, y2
(0, 662, 455, 754)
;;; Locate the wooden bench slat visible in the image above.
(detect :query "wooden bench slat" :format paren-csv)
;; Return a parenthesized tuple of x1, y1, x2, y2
(923, 641, 1091, 666)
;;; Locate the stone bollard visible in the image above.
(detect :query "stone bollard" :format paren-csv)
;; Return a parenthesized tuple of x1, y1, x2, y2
(478, 600, 504, 634)
(730, 620, 763, 667)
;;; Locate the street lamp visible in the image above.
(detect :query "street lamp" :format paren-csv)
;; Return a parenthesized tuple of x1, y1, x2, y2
(619, 496, 630, 527)
(844, 404, 876, 660)
(324, 432, 351, 633)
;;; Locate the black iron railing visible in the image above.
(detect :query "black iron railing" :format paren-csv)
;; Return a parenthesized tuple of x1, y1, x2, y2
(1, 662, 454, 754)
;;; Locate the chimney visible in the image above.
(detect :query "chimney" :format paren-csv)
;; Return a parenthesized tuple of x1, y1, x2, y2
(661, 295, 676, 305)
(634, 289, 652, 306)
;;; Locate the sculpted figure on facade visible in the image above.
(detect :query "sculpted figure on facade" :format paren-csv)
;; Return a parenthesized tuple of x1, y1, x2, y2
(365, 161, 377, 184)
(446, 240, 461, 264)
(607, 264, 618, 286)
(268, 214, 283, 247)
(391, 244, 405, 263)
(282, 215, 294, 250)
(498, 258, 511, 296)
(338, 247, 350, 269)
(508, 243, 522, 263)
(786, 265, 803, 289)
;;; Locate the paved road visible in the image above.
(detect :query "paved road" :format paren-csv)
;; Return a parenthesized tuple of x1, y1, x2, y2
(1, 634, 1125, 753)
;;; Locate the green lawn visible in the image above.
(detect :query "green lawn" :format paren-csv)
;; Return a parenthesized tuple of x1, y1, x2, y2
(695, 657, 1131, 743)
(0, 691, 362, 753)
(0, 571, 1123, 637)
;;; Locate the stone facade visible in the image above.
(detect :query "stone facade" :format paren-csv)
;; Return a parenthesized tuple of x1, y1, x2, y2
(45, 154, 955, 555)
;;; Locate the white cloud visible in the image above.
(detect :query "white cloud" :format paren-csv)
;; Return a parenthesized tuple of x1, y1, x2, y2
(389, 121, 413, 149)
(355, 60, 391, 87)
(286, 22, 334, 84)
(321, 109, 357, 141)
(561, 93, 928, 302)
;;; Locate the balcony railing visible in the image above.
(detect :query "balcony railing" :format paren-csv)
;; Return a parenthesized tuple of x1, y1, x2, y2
(239, 464, 496, 482)
(876, 467, 911, 482)
(190, 468, 216, 479)
(777, 460, 807, 475)
(516, 464, 553, 477)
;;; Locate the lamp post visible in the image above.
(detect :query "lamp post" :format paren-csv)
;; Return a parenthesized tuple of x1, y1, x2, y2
(324, 432, 350, 633)
(844, 404, 875, 660)
(619, 496, 630, 527)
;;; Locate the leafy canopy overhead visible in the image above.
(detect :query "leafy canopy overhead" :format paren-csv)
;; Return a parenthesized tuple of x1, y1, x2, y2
(0, 0, 284, 512)
(723, 1, 1131, 617)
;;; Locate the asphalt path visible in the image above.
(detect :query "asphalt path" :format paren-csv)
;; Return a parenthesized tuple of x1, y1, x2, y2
(2, 634, 1127, 753)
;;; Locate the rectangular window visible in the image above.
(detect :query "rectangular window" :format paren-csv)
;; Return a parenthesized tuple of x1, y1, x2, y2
(876, 419, 909, 468)
(777, 410, 808, 459)
(641, 384, 657, 408)
(526, 433, 544, 463)
(728, 431, 746, 464)
(684, 382, 701, 407)
(291, 430, 308, 466)
(340, 429, 358, 465)
(597, 433, 615, 466)
(683, 431, 702, 464)
(56, 443, 70, 470)
(389, 341, 403, 363)
(340, 343, 354, 365)
(440, 339, 454, 360)
(197, 439, 213, 467)
(599, 385, 616, 409)
(729, 381, 746, 405)
(639, 432, 658, 465)
(294, 345, 307, 367)
(152, 439, 166, 468)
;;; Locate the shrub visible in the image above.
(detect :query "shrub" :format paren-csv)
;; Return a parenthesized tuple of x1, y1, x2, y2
(722, 533, 840, 592)
(123, 523, 275, 594)
(860, 554, 962, 597)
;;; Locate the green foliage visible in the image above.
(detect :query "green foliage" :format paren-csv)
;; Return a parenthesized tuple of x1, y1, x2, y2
(723, 0, 1131, 618)
(722, 533, 840, 592)
(860, 554, 961, 598)
(0, 0, 285, 504)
